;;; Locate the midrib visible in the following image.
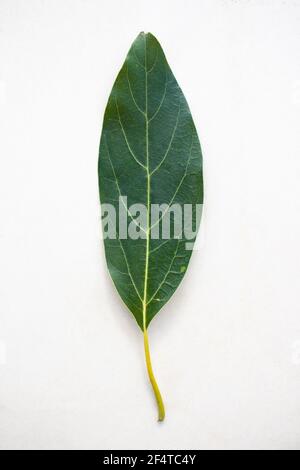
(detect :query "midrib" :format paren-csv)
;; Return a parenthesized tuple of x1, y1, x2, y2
(142, 36, 150, 330)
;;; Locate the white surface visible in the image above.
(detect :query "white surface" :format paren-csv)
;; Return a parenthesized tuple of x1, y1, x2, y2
(0, 0, 300, 450)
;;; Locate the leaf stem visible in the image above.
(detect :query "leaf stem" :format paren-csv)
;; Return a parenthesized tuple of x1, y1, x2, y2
(143, 328, 165, 421)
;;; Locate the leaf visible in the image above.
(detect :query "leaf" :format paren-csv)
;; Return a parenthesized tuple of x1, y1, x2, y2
(98, 32, 203, 421)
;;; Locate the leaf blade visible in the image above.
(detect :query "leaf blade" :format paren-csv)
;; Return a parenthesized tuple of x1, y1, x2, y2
(99, 32, 203, 329)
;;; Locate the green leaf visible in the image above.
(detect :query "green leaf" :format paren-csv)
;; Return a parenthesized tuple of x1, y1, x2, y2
(98, 32, 203, 421)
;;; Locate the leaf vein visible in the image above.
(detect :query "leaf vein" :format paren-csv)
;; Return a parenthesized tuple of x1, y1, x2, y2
(150, 133, 194, 231)
(147, 240, 181, 305)
(126, 66, 146, 116)
(148, 71, 168, 123)
(150, 104, 181, 175)
(117, 237, 143, 303)
(115, 97, 147, 170)
(105, 137, 147, 234)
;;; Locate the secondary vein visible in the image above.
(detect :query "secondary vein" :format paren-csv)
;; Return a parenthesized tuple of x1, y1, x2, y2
(115, 97, 147, 170)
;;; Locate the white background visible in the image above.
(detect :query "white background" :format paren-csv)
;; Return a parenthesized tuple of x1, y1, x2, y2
(0, 0, 300, 450)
